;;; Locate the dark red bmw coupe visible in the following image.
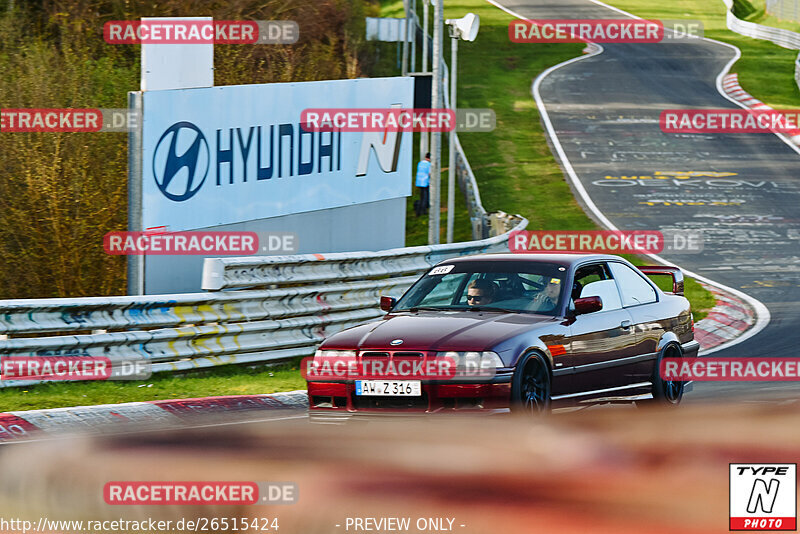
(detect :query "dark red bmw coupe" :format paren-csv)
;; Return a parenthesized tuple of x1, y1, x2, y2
(306, 253, 699, 416)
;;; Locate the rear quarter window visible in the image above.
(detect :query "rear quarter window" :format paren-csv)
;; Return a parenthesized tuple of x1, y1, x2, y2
(608, 262, 657, 307)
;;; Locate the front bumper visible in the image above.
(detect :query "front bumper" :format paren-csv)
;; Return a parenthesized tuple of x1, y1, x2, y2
(307, 374, 513, 414)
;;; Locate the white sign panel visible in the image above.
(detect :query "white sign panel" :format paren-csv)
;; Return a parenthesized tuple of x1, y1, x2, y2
(141, 17, 214, 91)
(141, 77, 413, 231)
(366, 17, 408, 42)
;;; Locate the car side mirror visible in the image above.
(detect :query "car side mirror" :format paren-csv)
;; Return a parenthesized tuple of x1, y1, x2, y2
(380, 296, 397, 312)
(574, 296, 603, 315)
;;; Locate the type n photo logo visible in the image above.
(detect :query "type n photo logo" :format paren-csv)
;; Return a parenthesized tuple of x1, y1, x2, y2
(730, 463, 796, 530)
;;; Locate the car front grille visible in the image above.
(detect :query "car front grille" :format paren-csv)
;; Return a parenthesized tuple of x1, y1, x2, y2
(360, 351, 426, 359)
(352, 391, 430, 410)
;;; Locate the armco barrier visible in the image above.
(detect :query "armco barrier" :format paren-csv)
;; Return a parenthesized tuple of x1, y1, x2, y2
(723, 0, 800, 90)
(201, 214, 525, 291)
(767, 0, 800, 22)
(454, 134, 489, 239)
(0, 217, 526, 388)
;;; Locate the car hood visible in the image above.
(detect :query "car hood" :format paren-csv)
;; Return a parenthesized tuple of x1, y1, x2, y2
(322, 311, 558, 352)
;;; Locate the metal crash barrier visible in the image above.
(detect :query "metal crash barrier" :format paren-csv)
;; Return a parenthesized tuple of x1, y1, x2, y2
(0, 217, 526, 387)
(723, 0, 800, 92)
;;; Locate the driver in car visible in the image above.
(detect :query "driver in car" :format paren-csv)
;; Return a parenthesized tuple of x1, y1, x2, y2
(530, 277, 561, 312)
(466, 279, 496, 307)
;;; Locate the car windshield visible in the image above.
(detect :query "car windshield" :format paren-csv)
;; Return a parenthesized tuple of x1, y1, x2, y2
(393, 260, 567, 315)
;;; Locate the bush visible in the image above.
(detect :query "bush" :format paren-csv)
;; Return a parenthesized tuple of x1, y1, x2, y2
(0, 0, 376, 298)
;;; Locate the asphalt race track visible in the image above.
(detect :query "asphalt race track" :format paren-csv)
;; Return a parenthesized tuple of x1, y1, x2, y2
(493, 0, 800, 401)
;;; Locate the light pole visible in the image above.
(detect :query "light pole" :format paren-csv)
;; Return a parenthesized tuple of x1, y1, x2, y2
(420, 0, 430, 160)
(428, 0, 443, 244)
(422, 0, 429, 73)
(410, 0, 416, 73)
(445, 13, 480, 243)
(401, 0, 409, 75)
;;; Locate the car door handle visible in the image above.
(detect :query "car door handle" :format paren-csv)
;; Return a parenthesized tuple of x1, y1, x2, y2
(620, 320, 632, 329)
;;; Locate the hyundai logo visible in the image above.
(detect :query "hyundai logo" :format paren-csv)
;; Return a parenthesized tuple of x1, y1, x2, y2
(153, 121, 210, 202)
(390, 339, 403, 346)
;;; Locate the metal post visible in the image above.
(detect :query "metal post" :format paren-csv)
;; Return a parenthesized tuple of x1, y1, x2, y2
(127, 91, 144, 295)
(446, 34, 457, 243)
(420, 0, 430, 163)
(402, 0, 410, 76)
(410, 0, 416, 73)
(422, 0, 429, 73)
(428, 0, 443, 244)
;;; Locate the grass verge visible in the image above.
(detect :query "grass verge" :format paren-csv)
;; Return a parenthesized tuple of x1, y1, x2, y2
(745, 0, 800, 36)
(0, 362, 306, 412)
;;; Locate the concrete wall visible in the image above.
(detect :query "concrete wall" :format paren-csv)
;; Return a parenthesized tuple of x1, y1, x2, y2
(143, 197, 407, 294)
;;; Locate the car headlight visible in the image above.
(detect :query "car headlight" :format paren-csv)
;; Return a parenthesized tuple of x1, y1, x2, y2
(314, 349, 356, 360)
(436, 351, 503, 372)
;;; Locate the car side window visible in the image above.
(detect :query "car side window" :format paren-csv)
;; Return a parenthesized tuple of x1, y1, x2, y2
(608, 262, 657, 307)
(579, 279, 623, 311)
(572, 263, 622, 312)
(573, 263, 611, 300)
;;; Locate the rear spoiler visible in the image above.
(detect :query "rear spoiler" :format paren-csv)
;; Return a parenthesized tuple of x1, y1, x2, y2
(637, 266, 684, 295)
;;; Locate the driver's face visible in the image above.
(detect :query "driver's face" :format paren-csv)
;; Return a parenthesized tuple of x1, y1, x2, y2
(467, 289, 490, 306)
(544, 281, 560, 298)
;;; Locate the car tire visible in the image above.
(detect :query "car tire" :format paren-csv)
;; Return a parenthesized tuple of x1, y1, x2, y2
(511, 352, 552, 414)
(639, 343, 685, 406)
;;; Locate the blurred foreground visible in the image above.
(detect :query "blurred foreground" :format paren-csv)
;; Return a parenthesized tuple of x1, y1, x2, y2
(0, 402, 797, 533)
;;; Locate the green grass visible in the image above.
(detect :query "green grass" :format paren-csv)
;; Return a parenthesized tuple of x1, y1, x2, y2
(647, 272, 715, 320)
(602, 0, 800, 108)
(0, 363, 306, 412)
(682, 277, 715, 319)
(745, 0, 800, 33)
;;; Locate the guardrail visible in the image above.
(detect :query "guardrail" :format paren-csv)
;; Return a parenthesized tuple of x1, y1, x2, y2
(723, 0, 800, 90)
(767, 0, 800, 23)
(201, 214, 525, 290)
(453, 134, 489, 239)
(0, 217, 526, 387)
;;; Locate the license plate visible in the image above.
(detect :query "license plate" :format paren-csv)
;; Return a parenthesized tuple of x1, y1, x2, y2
(355, 380, 422, 396)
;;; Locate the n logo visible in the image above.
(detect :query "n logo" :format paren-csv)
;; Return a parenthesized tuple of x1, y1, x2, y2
(355, 103, 403, 177)
(748, 479, 780, 513)
(730, 464, 796, 531)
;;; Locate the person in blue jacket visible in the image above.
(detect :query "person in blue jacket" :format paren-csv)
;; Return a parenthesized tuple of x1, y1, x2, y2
(415, 152, 431, 216)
